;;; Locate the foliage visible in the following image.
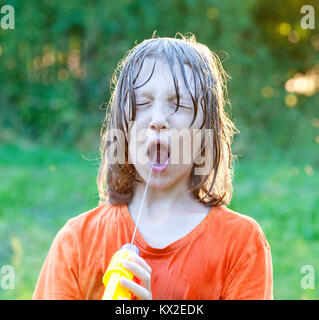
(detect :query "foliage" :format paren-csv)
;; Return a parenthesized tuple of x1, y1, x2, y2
(0, 0, 318, 153)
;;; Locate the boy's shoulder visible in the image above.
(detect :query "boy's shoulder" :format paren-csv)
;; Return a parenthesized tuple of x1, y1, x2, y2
(62, 201, 122, 236)
(215, 205, 263, 230)
(213, 205, 271, 250)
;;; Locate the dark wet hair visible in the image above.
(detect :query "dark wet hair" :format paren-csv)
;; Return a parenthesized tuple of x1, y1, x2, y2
(97, 33, 239, 207)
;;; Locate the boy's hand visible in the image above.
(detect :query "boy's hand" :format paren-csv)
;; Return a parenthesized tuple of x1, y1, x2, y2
(119, 254, 152, 300)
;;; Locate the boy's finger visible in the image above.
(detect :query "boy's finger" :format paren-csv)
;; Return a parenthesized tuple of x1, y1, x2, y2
(120, 277, 151, 300)
(128, 255, 152, 273)
(122, 260, 150, 284)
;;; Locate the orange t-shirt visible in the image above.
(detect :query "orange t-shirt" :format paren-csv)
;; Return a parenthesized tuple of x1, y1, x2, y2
(32, 202, 273, 300)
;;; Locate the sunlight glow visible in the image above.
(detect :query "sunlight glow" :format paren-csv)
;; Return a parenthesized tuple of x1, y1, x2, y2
(285, 66, 319, 96)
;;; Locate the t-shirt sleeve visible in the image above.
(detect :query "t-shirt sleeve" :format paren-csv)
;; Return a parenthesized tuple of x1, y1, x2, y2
(32, 220, 83, 300)
(220, 219, 273, 300)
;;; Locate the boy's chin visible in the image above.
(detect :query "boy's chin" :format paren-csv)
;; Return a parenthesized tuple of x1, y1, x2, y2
(148, 178, 172, 191)
(137, 170, 171, 190)
(137, 167, 191, 191)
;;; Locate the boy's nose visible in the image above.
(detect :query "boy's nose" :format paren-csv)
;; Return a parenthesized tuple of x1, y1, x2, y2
(149, 109, 169, 132)
(149, 120, 168, 131)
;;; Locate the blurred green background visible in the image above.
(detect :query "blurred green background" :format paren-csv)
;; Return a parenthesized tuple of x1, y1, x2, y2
(0, 0, 318, 299)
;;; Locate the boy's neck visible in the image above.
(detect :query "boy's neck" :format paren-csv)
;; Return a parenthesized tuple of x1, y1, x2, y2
(129, 172, 205, 220)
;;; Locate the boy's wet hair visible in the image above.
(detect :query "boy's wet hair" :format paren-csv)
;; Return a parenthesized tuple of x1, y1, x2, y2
(97, 33, 239, 207)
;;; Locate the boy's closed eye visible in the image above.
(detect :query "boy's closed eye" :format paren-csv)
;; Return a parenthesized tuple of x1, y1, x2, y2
(136, 102, 192, 110)
(170, 104, 194, 113)
(136, 102, 150, 107)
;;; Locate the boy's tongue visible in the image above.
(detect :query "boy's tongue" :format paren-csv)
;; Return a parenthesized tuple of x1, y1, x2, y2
(149, 144, 169, 165)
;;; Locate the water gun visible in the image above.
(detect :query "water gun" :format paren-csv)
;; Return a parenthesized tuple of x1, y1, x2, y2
(101, 243, 140, 300)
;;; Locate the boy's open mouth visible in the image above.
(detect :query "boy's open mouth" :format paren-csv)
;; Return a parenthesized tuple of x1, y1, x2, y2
(147, 140, 170, 172)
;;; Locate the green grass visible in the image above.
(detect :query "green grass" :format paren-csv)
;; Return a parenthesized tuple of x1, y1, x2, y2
(0, 141, 318, 299)
(230, 153, 319, 299)
(0, 142, 99, 299)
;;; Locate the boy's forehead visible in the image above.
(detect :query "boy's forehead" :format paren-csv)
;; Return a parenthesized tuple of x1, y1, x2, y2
(133, 56, 197, 97)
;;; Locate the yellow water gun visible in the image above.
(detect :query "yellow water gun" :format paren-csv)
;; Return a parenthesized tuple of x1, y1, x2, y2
(101, 243, 140, 300)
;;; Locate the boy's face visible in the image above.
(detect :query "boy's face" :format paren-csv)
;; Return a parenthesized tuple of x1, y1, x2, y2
(127, 55, 204, 190)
